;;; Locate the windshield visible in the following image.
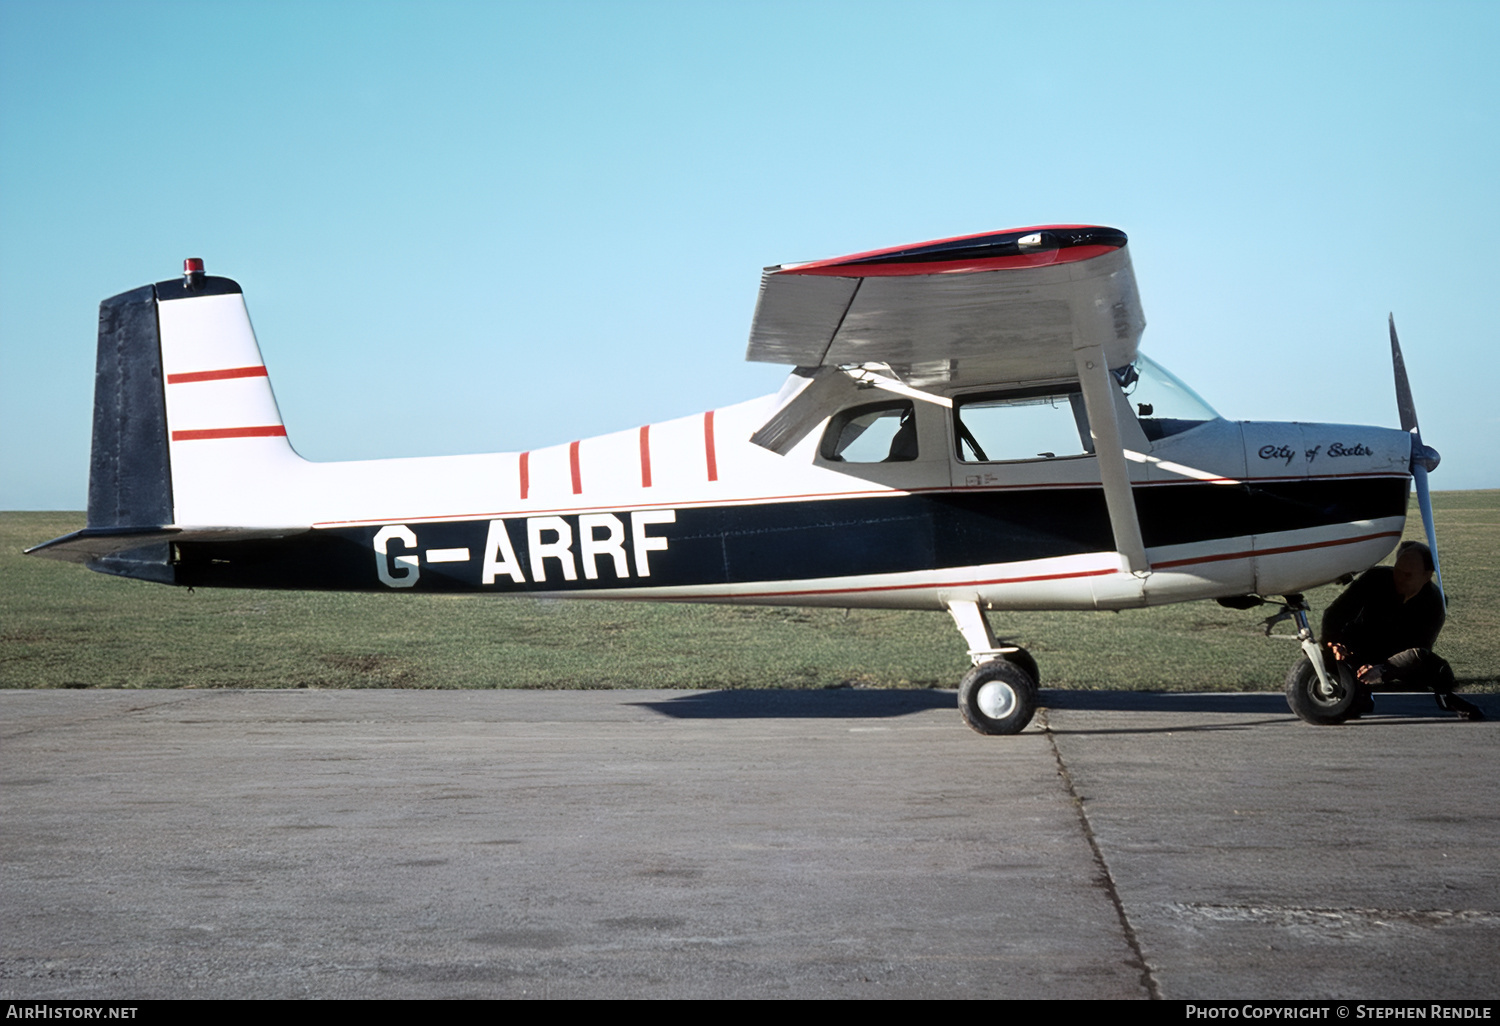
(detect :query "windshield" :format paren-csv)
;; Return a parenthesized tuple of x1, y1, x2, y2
(1112, 354, 1220, 441)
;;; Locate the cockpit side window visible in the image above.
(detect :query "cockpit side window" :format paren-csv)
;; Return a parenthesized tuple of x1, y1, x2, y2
(820, 400, 918, 463)
(954, 385, 1093, 463)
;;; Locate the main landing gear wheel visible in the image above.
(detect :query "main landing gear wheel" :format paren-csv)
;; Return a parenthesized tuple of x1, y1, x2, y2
(1285, 654, 1357, 725)
(958, 659, 1038, 736)
(999, 647, 1039, 688)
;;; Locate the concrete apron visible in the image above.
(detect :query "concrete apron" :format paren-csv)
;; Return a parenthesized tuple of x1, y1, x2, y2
(1, 688, 1494, 999)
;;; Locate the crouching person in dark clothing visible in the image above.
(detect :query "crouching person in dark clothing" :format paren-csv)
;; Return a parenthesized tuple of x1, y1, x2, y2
(1320, 541, 1482, 721)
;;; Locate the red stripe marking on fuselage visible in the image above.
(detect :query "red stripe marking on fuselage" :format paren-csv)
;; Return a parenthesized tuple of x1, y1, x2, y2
(307, 474, 1411, 528)
(166, 365, 269, 384)
(731, 531, 1403, 601)
(171, 425, 286, 441)
(569, 440, 582, 495)
(519, 452, 530, 500)
(639, 425, 652, 488)
(1150, 530, 1403, 570)
(735, 567, 1117, 600)
(1134, 471, 1406, 488)
(704, 411, 718, 482)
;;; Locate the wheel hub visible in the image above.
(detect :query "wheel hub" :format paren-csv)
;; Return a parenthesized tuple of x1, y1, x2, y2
(976, 680, 1018, 720)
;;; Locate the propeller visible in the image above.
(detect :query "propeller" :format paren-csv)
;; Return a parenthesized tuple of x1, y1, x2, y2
(1389, 314, 1444, 600)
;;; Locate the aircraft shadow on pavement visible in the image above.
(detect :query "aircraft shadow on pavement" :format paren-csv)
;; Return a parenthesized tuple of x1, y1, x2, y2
(1039, 690, 1484, 735)
(629, 689, 1485, 721)
(1047, 690, 1489, 715)
(629, 689, 953, 719)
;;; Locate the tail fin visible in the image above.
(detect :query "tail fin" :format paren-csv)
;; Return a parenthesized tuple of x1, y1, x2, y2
(154, 272, 301, 526)
(27, 266, 305, 580)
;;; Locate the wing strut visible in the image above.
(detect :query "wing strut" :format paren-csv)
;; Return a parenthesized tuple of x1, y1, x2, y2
(1075, 345, 1149, 573)
(749, 364, 951, 456)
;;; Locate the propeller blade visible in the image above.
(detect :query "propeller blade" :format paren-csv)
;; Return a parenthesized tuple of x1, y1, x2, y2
(1391, 314, 1444, 600)
(1412, 462, 1445, 602)
(1390, 313, 1420, 434)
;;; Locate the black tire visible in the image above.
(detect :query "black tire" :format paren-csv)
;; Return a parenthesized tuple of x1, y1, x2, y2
(1000, 647, 1040, 688)
(958, 659, 1037, 736)
(1285, 654, 1357, 725)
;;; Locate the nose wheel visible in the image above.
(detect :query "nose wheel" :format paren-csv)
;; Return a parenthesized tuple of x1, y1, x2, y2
(1285, 654, 1358, 724)
(1265, 594, 1358, 725)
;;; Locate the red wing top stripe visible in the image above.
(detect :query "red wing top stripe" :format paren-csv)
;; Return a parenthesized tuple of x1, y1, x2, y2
(166, 366, 269, 384)
(519, 452, 530, 500)
(784, 245, 1119, 278)
(569, 440, 582, 495)
(171, 425, 286, 441)
(639, 425, 652, 488)
(779, 225, 1125, 278)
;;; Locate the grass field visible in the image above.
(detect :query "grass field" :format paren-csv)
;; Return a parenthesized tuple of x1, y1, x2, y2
(3, 492, 1496, 692)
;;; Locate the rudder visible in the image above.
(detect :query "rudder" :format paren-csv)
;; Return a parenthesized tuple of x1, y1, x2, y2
(89, 284, 173, 530)
(85, 283, 176, 581)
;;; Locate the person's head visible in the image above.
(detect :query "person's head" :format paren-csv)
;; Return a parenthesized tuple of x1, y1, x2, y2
(1393, 541, 1435, 600)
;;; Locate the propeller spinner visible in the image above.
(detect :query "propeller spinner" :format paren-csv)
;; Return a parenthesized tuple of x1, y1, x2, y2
(1390, 314, 1444, 600)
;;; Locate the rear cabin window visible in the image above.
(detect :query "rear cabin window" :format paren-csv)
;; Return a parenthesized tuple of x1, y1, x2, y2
(954, 386, 1093, 463)
(821, 400, 919, 463)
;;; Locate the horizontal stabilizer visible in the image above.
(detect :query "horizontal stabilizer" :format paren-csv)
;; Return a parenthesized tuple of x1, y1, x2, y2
(26, 525, 308, 564)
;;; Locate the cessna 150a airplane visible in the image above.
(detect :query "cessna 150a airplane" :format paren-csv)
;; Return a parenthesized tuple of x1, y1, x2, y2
(28, 225, 1445, 735)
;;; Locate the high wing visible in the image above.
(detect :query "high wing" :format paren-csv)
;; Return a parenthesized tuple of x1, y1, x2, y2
(745, 224, 1144, 385)
(745, 226, 1151, 569)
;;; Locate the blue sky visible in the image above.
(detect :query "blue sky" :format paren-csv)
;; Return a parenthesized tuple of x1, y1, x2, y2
(2, 0, 1496, 508)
